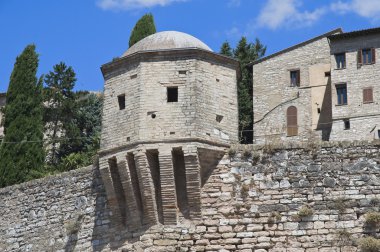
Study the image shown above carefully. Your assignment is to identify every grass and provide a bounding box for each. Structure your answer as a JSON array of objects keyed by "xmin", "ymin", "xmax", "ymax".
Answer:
[
  {"xmin": 359, "ymin": 237, "xmax": 380, "ymax": 252},
  {"xmin": 298, "ymin": 206, "xmax": 314, "ymax": 217},
  {"xmin": 365, "ymin": 212, "xmax": 380, "ymax": 228}
]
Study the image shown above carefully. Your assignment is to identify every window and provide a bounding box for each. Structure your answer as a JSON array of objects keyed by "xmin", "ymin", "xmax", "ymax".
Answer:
[
  {"xmin": 167, "ymin": 87, "xmax": 178, "ymax": 102},
  {"xmin": 344, "ymin": 119, "xmax": 350, "ymax": 130},
  {"xmin": 336, "ymin": 84, "xmax": 347, "ymax": 105},
  {"xmin": 358, "ymin": 48, "xmax": 376, "ymax": 65},
  {"xmin": 290, "ymin": 70, "xmax": 300, "ymax": 87},
  {"xmin": 335, "ymin": 53, "xmax": 346, "ymax": 69},
  {"xmin": 363, "ymin": 87, "xmax": 373, "ymax": 103},
  {"xmin": 287, "ymin": 106, "xmax": 298, "ymax": 136},
  {"xmin": 118, "ymin": 94, "xmax": 125, "ymax": 110}
]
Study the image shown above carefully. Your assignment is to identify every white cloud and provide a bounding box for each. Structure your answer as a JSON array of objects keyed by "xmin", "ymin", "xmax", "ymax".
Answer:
[
  {"xmin": 227, "ymin": 0, "xmax": 240, "ymax": 8},
  {"xmin": 97, "ymin": 0, "xmax": 187, "ymax": 10},
  {"xmin": 331, "ymin": 0, "xmax": 380, "ymax": 21},
  {"xmin": 257, "ymin": 0, "xmax": 326, "ymax": 30}
]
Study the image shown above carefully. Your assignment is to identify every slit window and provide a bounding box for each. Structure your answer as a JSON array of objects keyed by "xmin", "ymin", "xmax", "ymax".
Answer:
[
  {"xmin": 118, "ymin": 94, "xmax": 125, "ymax": 110},
  {"xmin": 167, "ymin": 87, "xmax": 178, "ymax": 102},
  {"xmin": 335, "ymin": 53, "xmax": 346, "ymax": 69},
  {"xmin": 336, "ymin": 84, "xmax": 347, "ymax": 105},
  {"xmin": 344, "ymin": 119, "xmax": 350, "ymax": 130},
  {"xmin": 290, "ymin": 70, "xmax": 300, "ymax": 87}
]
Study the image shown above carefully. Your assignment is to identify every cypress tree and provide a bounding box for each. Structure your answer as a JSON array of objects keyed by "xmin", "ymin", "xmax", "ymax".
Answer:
[
  {"xmin": 220, "ymin": 41, "xmax": 233, "ymax": 57},
  {"xmin": 129, "ymin": 13, "xmax": 156, "ymax": 47},
  {"xmin": 0, "ymin": 45, "xmax": 44, "ymax": 187},
  {"xmin": 232, "ymin": 37, "xmax": 266, "ymax": 143}
]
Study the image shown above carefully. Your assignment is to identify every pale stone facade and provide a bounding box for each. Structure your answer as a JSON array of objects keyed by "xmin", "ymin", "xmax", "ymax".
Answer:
[
  {"xmin": 0, "ymin": 93, "xmax": 5, "ymax": 138},
  {"xmin": 329, "ymin": 28, "xmax": 380, "ymax": 141},
  {"xmin": 99, "ymin": 31, "xmax": 239, "ymax": 230},
  {"xmin": 251, "ymin": 29, "xmax": 341, "ymax": 144}
]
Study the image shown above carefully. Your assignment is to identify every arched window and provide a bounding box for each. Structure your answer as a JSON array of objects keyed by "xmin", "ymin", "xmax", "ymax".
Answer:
[{"xmin": 287, "ymin": 106, "xmax": 298, "ymax": 136}]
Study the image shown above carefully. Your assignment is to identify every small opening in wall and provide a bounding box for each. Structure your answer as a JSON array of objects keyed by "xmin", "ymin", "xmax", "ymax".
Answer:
[
  {"xmin": 344, "ymin": 119, "xmax": 350, "ymax": 130},
  {"xmin": 206, "ymin": 133, "xmax": 211, "ymax": 136},
  {"xmin": 118, "ymin": 94, "xmax": 125, "ymax": 110},
  {"xmin": 325, "ymin": 71, "xmax": 331, "ymax": 77},
  {"xmin": 216, "ymin": 115, "xmax": 224, "ymax": 123},
  {"xmin": 178, "ymin": 70, "xmax": 187, "ymax": 75},
  {"xmin": 170, "ymin": 132, "xmax": 175, "ymax": 135},
  {"xmin": 130, "ymin": 74, "xmax": 137, "ymax": 79},
  {"xmin": 317, "ymin": 108, "xmax": 321, "ymax": 114},
  {"xmin": 167, "ymin": 87, "xmax": 178, "ymax": 102},
  {"xmin": 127, "ymin": 137, "xmax": 130, "ymax": 141},
  {"xmin": 151, "ymin": 113, "xmax": 156, "ymax": 119},
  {"xmin": 216, "ymin": 78, "xmax": 220, "ymax": 82}
]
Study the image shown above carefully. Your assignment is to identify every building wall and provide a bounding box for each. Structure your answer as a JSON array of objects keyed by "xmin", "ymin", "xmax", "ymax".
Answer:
[
  {"xmin": 252, "ymin": 37, "xmax": 332, "ymax": 144},
  {"xmin": 101, "ymin": 54, "xmax": 238, "ymax": 152},
  {"xmin": 100, "ymin": 61, "xmax": 141, "ymax": 150},
  {"xmin": 330, "ymin": 33, "xmax": 380, "ymax": 141},
  {"xmin": 1, "ymin": 143, "xmax": 380, "ymax": 251}
]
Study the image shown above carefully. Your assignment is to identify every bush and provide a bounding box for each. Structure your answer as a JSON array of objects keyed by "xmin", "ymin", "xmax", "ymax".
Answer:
[
  {"xmin": 298, "ymin": 206, "xmax": 314, "ymax": 217},
  {"xmin": 365, "ymin": 212, "xmax": 380, "ymax": 227},
  {"xmin": 359, "ymin": 237, "xmax": 380, "ymax": 252},
  {"xmin": 334, "ymin": 197, "xmax": 347, "ymax": 214},
  {"xmin": 228, "ymin": 148, "xmax": 237, "ymax": 158}
]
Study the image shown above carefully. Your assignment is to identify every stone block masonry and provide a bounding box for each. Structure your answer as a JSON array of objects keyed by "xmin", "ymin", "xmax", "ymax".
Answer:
[{"xmin": 1, "ymin": 143, "xmax": 380, "ymax": 251}]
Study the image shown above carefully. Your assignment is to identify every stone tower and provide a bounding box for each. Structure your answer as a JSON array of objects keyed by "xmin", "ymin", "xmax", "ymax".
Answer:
[{"xmin": 99, "ymin": 31, "xmax": 239, "ymax": 230}]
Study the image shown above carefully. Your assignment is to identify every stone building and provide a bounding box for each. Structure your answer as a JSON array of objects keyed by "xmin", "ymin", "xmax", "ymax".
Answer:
[
  {"xmin": 328, "ymin": 28, "xmax": 380, "ymax": 141},
  {"xmin": 98, "ymin": 31, "xmax": 239, "ymax": 230},
  {"xmin": 0, "ymin": 92, "xmax": 5, "ymax": 139},
  {"xmin": 251, "ymin": 29, "xmax": 342, "ymax": 144}
]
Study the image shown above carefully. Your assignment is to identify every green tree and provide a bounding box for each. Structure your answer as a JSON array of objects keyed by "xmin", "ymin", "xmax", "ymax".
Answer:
[
  {"xmin": 220, "ymin": 41, "xmax": 233, "ymax": 57},
  {"xmin": 58, "ymin": 92, "xmax": 103, "ymax": 171},
  {"xmin": 129, "ymin": 13, "xmax": 156, "ymax": 47},
  {"xmin": 0, "ymin": 45, "xmax": 45, "ymax": 187},
  {"xmin": 43, "ymin": 62, "xmax": 76, "ymax": 165},
  {"xmin": 221, "ymin": 37, "xmax": 266, "ymax": 143}
]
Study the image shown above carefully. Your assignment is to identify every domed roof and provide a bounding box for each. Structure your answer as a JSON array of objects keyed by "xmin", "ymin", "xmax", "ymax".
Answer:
[{"xmin": 122, "ymin": 31, "xmax": 213, "ymax": 57}]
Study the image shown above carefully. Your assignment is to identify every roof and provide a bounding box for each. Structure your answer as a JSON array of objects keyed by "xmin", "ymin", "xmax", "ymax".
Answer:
[
  {"xmin": 122, "ymin": 31, "xmax": 213, "ymax": 57},
  {"xmin": 249, "ymin": 28, "xmax": 343, "ymax": 66},
  {"xmin": 328, "ymin": 26, "xmax": 380, "ymax": 40}
]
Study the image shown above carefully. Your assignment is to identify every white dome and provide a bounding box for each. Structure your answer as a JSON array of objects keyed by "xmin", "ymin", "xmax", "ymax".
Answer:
[{"xmin": 122, "ymin": 31, "xmax": 212, "ymax": 57}]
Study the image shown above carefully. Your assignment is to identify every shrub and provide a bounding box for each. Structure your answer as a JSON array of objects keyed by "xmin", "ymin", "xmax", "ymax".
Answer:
[
  {"xmin": 336, "ymin": 229, "xmax": 351, "ymax": 245},
  {"xmin": 370, "ymin": 197, "xmax": 380, "ymax": 207},
  {"xmin": 359, "ymin": 237, "xmax": 380, "ymax": 252},
  {"xmin": 228, "ymin": 148, "xmax": 237, "ymax": 158},
  {"xmin": 241, "ymin": 184, "xmax": 250, "ymax": 199},
  {"xmin": 365, "ymin": 212, "xmax": 380, "ymax": 227},
  {"xmin": 298, "ymin": 206, "xmax": 314, "ymax": 217},
  {"xmin": 242, "ymin": 148, "xmax": 252, "ymax": 159},
  {"xmin": 334, "ymin": 197, "xmax": 347, "ymax": 214}
]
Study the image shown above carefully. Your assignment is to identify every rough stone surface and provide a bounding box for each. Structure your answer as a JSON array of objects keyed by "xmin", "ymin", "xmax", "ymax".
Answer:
[{"xmin": 1, "ymin": 144, "xmax": 380, "ymax": 251}]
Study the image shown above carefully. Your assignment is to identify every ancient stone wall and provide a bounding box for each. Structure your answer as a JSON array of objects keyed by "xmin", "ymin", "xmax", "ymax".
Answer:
[
  {"xmin": 1, "ymin": 143, "xmax": 380, "ymax": 251},
  {"xmin": 329, "ymin": 33, "xmax": 380, "ymax": 141}
]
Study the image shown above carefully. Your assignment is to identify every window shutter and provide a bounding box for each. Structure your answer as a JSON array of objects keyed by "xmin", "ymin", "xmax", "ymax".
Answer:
[
  {"xmin": 363, "ymin": 89, "xmax": 368, "ymax": 103},
  {"xmin": 369, "ymin": 88, "xmax": 373, "ymax": 102},
  {"xmin": 296, "ymin": 70, "xmax": 300, "ymax": 86},
  {"xmin": 287, "ymin": 106, "xmax": 298, "ymax": 136},
  {"xmin": 372, "ymin": 48, "xmax": 376, "ymax": 63},
  {"xmin": 343, "ymin": 54, "xmax": 346, "ymax": 68},
  {"xmin": 358, "ymin": 50, "xmax": 362, "ymax": 66}
]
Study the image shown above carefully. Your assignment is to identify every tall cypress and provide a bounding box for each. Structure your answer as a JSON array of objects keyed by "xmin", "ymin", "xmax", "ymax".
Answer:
[
  {"xmin": 129, "ymin": 13, "xmax": 156, "ymax": 47},
  {"xmin": 220, "ymin": 37, "xmax": 266, "ymax": 143},
  {"xmin": 0, "ymin": 45, "xmax": 45, "ymax": 187}
]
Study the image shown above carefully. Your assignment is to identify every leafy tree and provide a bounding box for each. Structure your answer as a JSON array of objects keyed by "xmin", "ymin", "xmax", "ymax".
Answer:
[
  {"xmin": 129, "ymin": 13, "xmax": 156, "ymax": 47},
  {"xmin": 0, "ymin": 45, "xmax": 45, "ymax": 187},
  {"xmin": 220, "ymin": 37, "xmax": 266, "ymax": 143},
  {"xmin": 220, "ymin": 41, "xmax": 233, "ymax": 57},
  {"xmin": 43, "ymin": 62, "xmax": 76, "ymax": 165},
  {"xmin": 56, "ymin": 92, "xmax": 102, "ymax": 171}
]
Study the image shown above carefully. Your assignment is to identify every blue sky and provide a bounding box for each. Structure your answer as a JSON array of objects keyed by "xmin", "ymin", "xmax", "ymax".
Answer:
[{"xmin": 1, "ymin": 0, "xmax": 380, "ymax": 92}]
